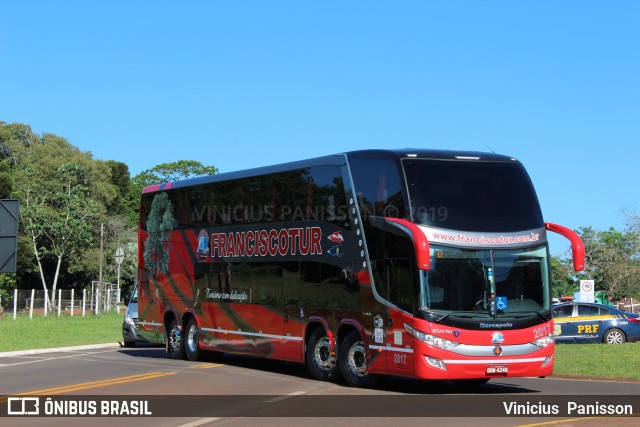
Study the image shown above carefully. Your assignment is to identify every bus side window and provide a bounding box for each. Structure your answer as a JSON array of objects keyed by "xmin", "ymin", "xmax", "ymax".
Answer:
[
  {"xmin": 373, "ymin": 258, "xmax": 415, "ymax": 314},
  {"xmin": 297, "ymin": 261, "xmax": 361, "ymax": 309},
  {"xmin": 246, "ymin": 262, "xmax": 284, "ymax": 305},
  {"xmin": 306, "ymin": 165, "xmax": 349, "ymax": 228},
  {"xmin": 349, "ymin": 158, "xmax": 406, "ymax": 220},
  {"xmin": 365, "ymin": 215, "xmax": 417, "ymax": 314}
]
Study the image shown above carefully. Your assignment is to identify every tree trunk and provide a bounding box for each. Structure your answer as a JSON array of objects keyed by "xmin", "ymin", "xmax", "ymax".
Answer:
[
  {"xmin": 51, "ymin": 253, "xmax": 64, "ymax": 308},
  {"xmin": 30, "ymin": 227, "xmax": 50, "ymax": 312}
]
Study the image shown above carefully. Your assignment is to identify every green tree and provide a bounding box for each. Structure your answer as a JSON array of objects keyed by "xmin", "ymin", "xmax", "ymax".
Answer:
[
  {"xmin": 104, "ymin": 160, "xmax": 131, "ymax": 215},
  {"xmin": 144, "ymin": 160, "xmax": 217, "ymax": 183},
  {"xmin": 550, "ymin": 255, "xmax": 577, "ymax": 299},
  {"xmin": 0, "ymin": 162, "xmax": 13, "ymax": 198},
  {"xmin": 19, "ymin": 163, "xmax": 102, "ymax": 307},
  {"xmin": 0, "ymin": 273, "xmax": 16, "ymax": 307},
  {"xmin": 0, "ymin": 154, "xmax": 16, "ymax": 304},
  {"xmin": 2, "ymin": 122, "xmax": 123, "ymax": 301},
  {"xmin": 577, "ymin": 226, "xmax": 640, "ymax": 301},
  {"xmin": 124, "ymin": 161, "xmax": 217, "ymax": 228},
  {"xmin": 65, "ymin": 215, "xmax": 138, "ymax": 297}
]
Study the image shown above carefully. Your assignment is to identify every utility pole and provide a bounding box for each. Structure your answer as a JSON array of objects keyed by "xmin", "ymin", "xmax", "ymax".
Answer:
[{"xmin": 115, "ymin": 247, "xmax": 124, "ymax": 314}]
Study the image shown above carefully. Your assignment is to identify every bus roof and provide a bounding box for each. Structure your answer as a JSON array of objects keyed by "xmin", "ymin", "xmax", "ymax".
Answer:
[{"xmin": 142, "ymin": 149, "xmax": 518, "ymax": 194}]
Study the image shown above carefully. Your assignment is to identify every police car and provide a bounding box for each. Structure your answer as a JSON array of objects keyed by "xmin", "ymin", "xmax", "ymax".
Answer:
[{"xmin": 552, "ymin": 302, "xmax": 640, "ymax": 344}]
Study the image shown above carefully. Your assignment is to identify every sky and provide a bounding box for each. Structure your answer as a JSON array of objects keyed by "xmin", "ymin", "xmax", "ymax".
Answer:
[{"xmin": 1, "ymin": 1, "xmax": 638, "ymax": 255}]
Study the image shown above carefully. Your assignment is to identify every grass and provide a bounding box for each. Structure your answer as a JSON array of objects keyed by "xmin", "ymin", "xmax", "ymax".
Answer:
[
  {"xmin": 553, "ymin": 342, "xmax": 640, "ymax": 381},
  {"xmin": 0, "ymin": 312, "xmax": 122, "ymax": 352}
]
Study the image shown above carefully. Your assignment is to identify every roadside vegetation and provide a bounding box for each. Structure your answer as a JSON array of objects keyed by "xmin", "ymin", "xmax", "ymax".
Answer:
[
  {"xmin": 0, "ymin": 121, "xmax": 217, "ymax": 311},
  {"xmin": 0, "ymin": 312, "xmax": 122, "ymax": 352},
  {"xmin": 552, "ymin": 343, "xmax": 640, "ymax": 381}
]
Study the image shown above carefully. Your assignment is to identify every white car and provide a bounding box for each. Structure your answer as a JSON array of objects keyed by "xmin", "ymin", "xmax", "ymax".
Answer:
[{"xmin": 122, "ymin": 288, "xmax": 145, "ymax": 347}]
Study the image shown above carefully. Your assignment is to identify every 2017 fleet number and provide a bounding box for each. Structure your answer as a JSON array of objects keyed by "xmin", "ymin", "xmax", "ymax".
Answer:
[
  {"xmin": 394, "ymin": 353, "xmax": 407, "ymax": 365},
  {"xmin": 534, "ymin": 324, "xmax": 552, "ymax": 339}
]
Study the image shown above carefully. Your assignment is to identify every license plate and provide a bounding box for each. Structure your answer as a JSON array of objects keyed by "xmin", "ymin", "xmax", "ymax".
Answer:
[{"xmin": 486, "ymin": 364, "xmax": 508, "ymax": 376}]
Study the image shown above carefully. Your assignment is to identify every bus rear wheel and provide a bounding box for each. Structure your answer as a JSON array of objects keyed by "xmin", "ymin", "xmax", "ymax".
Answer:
[
  {"xmin": 306, "ymin": 328, "xmax": 340, "ymax": 381},
  {"xmin": 184, "ymin": 317, "xmax": 202, "ymax": 361},
  {"xmin": 166, "ymin": 318, "xmax": 184, "ymax": 359},
  {"xmin": 338, "ymin": 330, "xmax": 378, "ymax": 388}
]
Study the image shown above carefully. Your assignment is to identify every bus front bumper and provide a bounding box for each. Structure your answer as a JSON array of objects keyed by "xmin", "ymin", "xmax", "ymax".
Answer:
[{"xmin": 413, "ymin": 342, "xmax": 555, "ymax": 380}]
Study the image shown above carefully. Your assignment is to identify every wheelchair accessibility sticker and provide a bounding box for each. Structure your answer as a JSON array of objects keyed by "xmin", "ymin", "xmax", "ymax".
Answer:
[{"xmin": 496, "ymin": 296, "xmax": 508, "ymax": 311}]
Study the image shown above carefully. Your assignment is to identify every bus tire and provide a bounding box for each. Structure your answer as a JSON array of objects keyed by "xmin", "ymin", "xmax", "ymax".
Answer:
[
  {"xmin": 604, "ymin": 328, "xmax": 626, "ymax": 344},
  {"xmin": 166, "ymin": 318, "xmax": 185, "ymax": 359},
  {"xmin": 306, "ymin": 328, "xmax": 340, "ymax": 381},
  {"xmin": 338, "ymin": 329, "xmax": 378, "ymax": 388},
  {"xmin": 184, "ymin": 317, "xmax": 202, "ymax": 361}
]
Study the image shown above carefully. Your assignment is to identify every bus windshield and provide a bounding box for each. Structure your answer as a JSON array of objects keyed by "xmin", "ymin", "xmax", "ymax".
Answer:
[
  {"xmin": 420, "ymin": 244, "xmax": 550, "ymax": 318},
  {"xmin": 403, "ymin": 159, "xmax": 543, "ymax": 232}
]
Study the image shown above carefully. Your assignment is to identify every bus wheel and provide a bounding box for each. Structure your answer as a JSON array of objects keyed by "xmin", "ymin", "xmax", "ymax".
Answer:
[
  {"xmin": 184, "ymin": 317, "xmax": 202, "ymax": 361},
  {"xmin": 306, "ymin": 328, "xmax": 340, "ymax": 381},
  {"xmin": 338, "ymin": 330, "xmax": 378, "ymax": 388},
  {"xmin": 166, "ymin": 318, "xmax": 184, "ymax": 359},
  {"xmin": 604, "ymin": 328, "xmax": 626, "ymax": 344}
]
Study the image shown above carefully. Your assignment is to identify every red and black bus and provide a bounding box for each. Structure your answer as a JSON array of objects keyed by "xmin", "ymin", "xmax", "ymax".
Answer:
[{"xmin": 137, "ymin": 149, "xmax": 584, "ymax": 387}]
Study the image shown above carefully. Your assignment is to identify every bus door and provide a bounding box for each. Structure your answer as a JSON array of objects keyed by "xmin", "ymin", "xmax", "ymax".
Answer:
[
  {"xmin": 385, "ymin": 307, "xmax": 415, "ymax": 376},
  {"xmin": 374, "ymin": 258, "xmax": 416, "ymax": 376}
]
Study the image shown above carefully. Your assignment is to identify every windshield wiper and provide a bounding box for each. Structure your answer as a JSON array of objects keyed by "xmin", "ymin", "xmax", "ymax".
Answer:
[
  {"xmin": 435, "ymin": 311, "xmax": 493, "ymax": 321},
  {"xmin": 420, "ymin": 310, "xmax": 458, "ymax": 323}
]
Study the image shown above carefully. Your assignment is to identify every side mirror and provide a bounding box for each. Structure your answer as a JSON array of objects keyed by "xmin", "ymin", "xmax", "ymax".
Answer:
[{"xmin": 545, "ymin": 222, "xmax": 585, "ymax": 271}]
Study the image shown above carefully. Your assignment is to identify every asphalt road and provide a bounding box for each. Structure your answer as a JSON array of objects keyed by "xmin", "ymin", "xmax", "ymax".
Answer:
[{"xmin": 1, "ymin": 344, "xmax": 639, "ymax": 427}]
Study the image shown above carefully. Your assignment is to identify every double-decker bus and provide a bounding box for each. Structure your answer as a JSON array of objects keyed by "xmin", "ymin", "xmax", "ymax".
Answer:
[{"xmin": 137, "ymin": 149, "xmax": 584, "ymax": 387}]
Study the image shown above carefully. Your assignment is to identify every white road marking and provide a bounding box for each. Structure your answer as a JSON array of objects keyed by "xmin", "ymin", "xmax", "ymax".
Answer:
[
  {"xmin": 177, "ymin": 418, "xmax": 220, "ymax": 427},
  {"xmin": 264, "ymin": 391, "xmax": 306, "ymax": 403},
  {"xmin": 0, "ymin": 349, "xmax": 119, "ymax": 367}
]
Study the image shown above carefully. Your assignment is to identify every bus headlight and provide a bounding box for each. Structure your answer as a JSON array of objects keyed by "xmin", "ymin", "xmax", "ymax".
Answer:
[
  {"xmin": 425, "ymin": 356, "xmax": 447, "ymax": 371},
  {"xmin": 531, "ymin": 334, "xmax": 555, "ymax": 348},
  {"xmin": 404, "ymin": 324, "xmax": 460, "ymax": 350}
]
